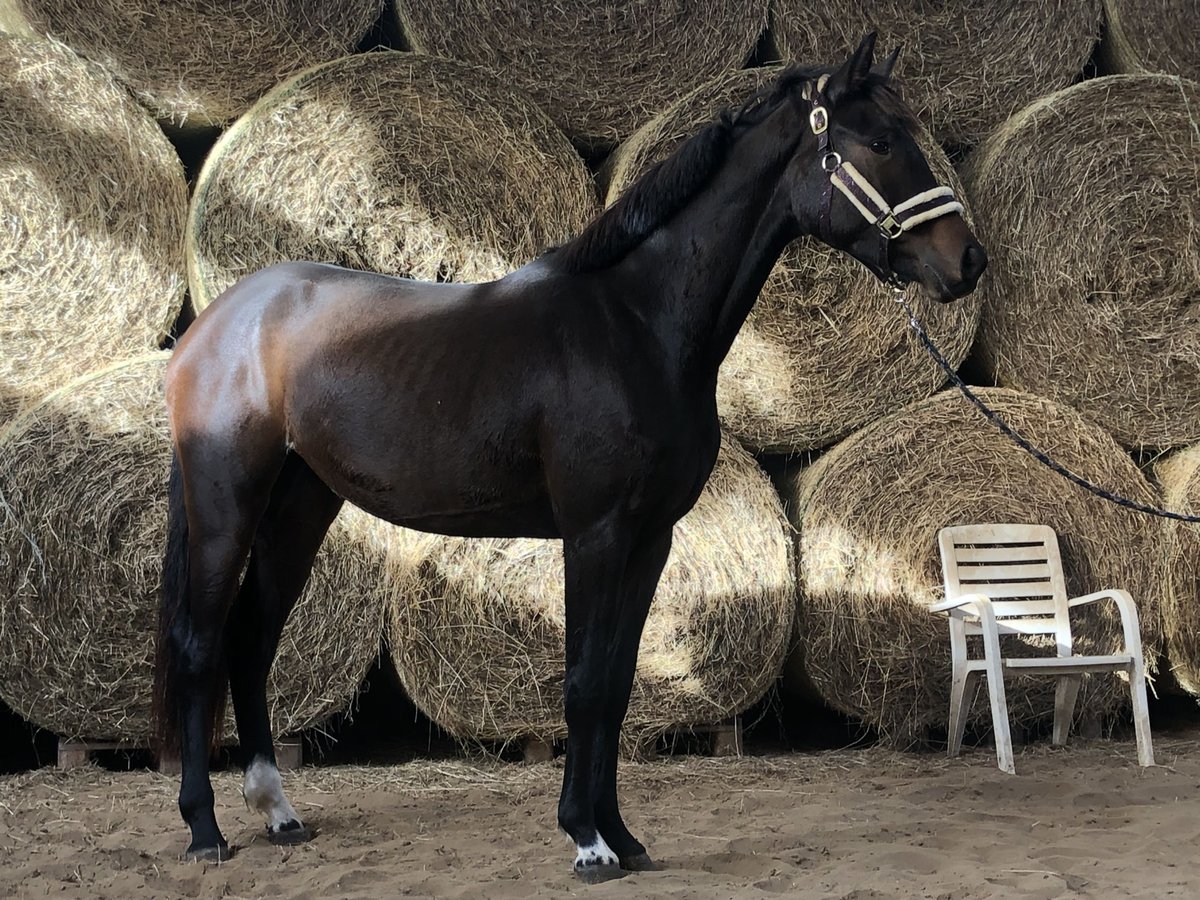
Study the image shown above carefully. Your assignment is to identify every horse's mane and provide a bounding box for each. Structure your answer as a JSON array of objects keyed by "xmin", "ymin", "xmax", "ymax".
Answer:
[{"xmin": 552, "ymin": 66, "xmax": 913, "ymax": 275}]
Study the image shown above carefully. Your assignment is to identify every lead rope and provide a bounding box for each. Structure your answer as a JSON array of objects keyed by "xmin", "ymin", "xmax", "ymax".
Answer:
[{"xmin": 893, "ymin": 288, "xmax": 1200, "ymax": 524}]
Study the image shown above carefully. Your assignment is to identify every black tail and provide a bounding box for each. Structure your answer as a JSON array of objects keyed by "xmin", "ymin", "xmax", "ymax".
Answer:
[{"xmin": 152, "ymin": 452, "xmax": 189, "ymax": 757}]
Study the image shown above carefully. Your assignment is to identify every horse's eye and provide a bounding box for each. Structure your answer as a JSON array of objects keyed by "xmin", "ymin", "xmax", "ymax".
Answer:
[{"xmin": 870, "ymin": 139, "xmax": 890, "ymax": 156}]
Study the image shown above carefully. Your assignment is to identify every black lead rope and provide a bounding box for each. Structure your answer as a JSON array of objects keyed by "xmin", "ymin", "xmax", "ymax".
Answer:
[{"xmin": 894, "ymin": 290, "xmax": 1200, "ymax": 524}]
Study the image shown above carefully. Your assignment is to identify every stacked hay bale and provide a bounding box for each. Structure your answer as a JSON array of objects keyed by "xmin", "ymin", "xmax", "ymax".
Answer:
[
  {"xmin": 784, "ymin": 388, "xmax": 1161, "ymax": 743},
  {"xmin": 392, "ymin": 0, "xmax": 769, "ymax": 152},
  {"xmin": 0, "ymin": 34, "xmax": 186, "ymax": 424},
  {"xmin": 963, "ymin": 75, "xmax": 1200, "ymax": 451},
  {"xmin": 386, "ymin": 436, "xmax": 795, "ymax": 751},
  {"xmin": 1155, "ymin": 446, "xmax": 1200, "ymax": 697},
  {"xmin": 188, "ymin": 51, "xmax": 597, "ymax": 310},
  {"xmin": 771, "ymin": 1, "xmax": 1102, "ymax": 147},
  {"xmin": 605, "ymin": 67, "xmax": 979, "ymax": 452},
  {"xmin": 0, "ymin": 0, "xmax": 384, "ymax": 131},
  {"xmin": 1099, "ymin": 0, "xmax": 1200, "ymax": 81},
  {"xmin": 0, "ymin": 354, "xmax": 388, "ymax": 743}
]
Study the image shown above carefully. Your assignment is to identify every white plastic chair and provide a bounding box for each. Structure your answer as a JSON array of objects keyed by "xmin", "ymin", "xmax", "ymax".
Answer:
[{"xmin": 933, "ymin": 523, "xmax": 1154, "ymax": 774}]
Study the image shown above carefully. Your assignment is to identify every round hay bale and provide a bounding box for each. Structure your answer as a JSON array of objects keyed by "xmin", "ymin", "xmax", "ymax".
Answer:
[
  {"xmin": 0, "ymin": 354, "xmax": 387, "ymax": 743},
  {"xmin": 385, "ymin": 436, "xmax": 795, "ymax": 750},
  {"xmin": 0, "ymin": 34, "xmax": 186, "ymax": 424},
  {"xmin": 1099, "ymin": 0, "xmax": 1200, "ymax": 81},
  {"xmin": 784, "ymin": 387, "xmax": 1162, "ymax": 743},
  {"xmin": 187, "ymin": 51, "xmax": 597, "ymax": 311},
  {"xmin": 0, "ymin": 0, "xmax": 383, "ymax": 129},
  {"xmin": 1154, "ymin": 445, "xmax": 1200, "ymax": 696},
  {"xmin": 604, "ymin": 67, "xmax": 980, "ymax": 453},
  {"xmin": 962, "ymin": 75, "xmax": 1200, "ymax": 452},
  {"xmin": 392, "ymin": 0, "xmax": 768, "ymax": 153},
  {"xmin": 771, "ymin": 2, "xmax": 1102, "ymax": 147}
]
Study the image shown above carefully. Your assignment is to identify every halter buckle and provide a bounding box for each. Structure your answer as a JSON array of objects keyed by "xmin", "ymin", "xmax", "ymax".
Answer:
[
  {"xmin": 809, "ymin": 106, "xmax": 829, "ymax": 135},
  {"xmin": 877, "ymin": 213, "xmax": 904, "ymax": 239}
]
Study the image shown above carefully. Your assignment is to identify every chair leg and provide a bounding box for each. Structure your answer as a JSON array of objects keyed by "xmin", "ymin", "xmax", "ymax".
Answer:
[
  {"xmin": 979, "ymin": 618, "xmax": 1014, "ymax": 775},
  {"xmin": 1052, "ymin": 675, "xmax": 1081, "ymax": 746},
  {"xmin": 1128, "ymin": 661, "xmax": 1155, "ymax": 767},
  {"xmin": 947, "ymin": 670, "xmax": 975, "ymax": 759}
]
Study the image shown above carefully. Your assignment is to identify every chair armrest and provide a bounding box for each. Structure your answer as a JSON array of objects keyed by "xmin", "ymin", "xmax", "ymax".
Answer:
[
  {"xmin": 929, "ymin": 593, "xmax": 992, "ymax": 615},
  {"xmin": 1068, "ymin": 590, "xmax": 1145, "ymax": 658}
]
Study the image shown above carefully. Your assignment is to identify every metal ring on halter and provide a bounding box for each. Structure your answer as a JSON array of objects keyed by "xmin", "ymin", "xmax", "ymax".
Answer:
[{"xmin": 821, "ymin": 152, "xmax": 841, "ymax": 173}]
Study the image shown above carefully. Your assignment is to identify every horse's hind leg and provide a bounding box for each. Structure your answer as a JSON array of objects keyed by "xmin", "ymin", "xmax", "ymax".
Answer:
[
  {"xmin": 227, "ymin": 455, "xmax": 342, "ymax": 843},
  {"xmin": 169, "ymin": 440, "xmax": 284, "ymax": 861}
]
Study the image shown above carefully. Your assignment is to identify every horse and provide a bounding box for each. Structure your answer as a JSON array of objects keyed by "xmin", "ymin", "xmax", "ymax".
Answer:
[{"xmin": 153, "ymin": 32, "xmax": 986, "ymax": 882}]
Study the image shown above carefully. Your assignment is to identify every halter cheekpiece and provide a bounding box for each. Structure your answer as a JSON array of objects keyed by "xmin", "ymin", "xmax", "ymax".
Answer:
[{"xmin": 803, "ymin": 74, "xmax": 963, "ymax": 287}]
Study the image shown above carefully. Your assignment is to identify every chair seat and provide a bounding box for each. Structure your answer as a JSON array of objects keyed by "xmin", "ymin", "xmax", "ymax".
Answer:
[{"xmin": 962, "ymin": 654, "xmax": 1131, "ymax": 675}]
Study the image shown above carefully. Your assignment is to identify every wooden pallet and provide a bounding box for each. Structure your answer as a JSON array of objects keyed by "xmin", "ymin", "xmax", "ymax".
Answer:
[{"xmin": 57, "ymin": 737, "xmax": 303, "ymax": 773}]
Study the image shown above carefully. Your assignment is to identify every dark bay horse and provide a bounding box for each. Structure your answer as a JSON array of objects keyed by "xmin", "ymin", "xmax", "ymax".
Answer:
[{"xmin": 154, "ymin": 34, "xmax": 985, "ymax": 881}]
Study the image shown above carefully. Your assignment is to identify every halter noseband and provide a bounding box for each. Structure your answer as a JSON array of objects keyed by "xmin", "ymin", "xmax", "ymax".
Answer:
[{"xmin": 802, "ymin": 74, "xmax": 963, "ymax": 288}]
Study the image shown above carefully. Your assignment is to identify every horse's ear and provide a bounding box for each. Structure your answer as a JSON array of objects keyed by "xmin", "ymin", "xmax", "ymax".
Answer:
[
  {"xmin": 873, "ymin": 45, "xmax": 901, "ymax": 83},
  {"xmin": 825, "ymin": 32, "xmax": 877, "ymax": 103}
]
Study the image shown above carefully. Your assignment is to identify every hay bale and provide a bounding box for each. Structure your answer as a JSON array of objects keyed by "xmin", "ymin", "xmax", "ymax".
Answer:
[
  {"xmin": 385, "ymin": 436, "xmax": 795, "ymax": 750},
  {"xmin": 392, "ymin": 0, "xmax": 768, "ymax": 152},
  {"xmin": 604, "ymin": 67, "xmax": 980, "ymax": 453},
  {"xmin": 784, "ymin": 387, "xmax": 1162, "ymax": 743},
  {"xmin": 0, "ymin": 354, "xmax": 387, "ymax": 743},
  {"xmin": 0, "ymin": 34, "xmax": 186, "ymax": 424},
  {"xmin": 1154, "ymin": 445, "xmax": 1200, "ymax": 697},
  {"xmin": 962, "ymin": 75, "xmax": 1200, "ymax": 452},
  {"xmin": 1099, "ymin": 0, "xmax": 1200, "ymax": 81},
  {"xmin": 0, "ymin": 1, "xmax": 383, "ymax": 130},
  {"xmin": 187, "ymin": 50, "xmax": 597, "ymax": 311},
  {"xmin": 771, "ymin": 2, "xmax": 1102, "ymax": 147}
]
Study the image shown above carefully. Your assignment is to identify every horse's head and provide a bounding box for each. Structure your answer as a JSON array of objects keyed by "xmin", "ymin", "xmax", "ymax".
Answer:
[{"xmin": 784, "ymin": 34, "xmax": 986, "ymax": 301}]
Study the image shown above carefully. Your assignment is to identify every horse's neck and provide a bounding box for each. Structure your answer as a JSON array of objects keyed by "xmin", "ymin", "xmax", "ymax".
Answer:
[{"xmin": 628, "ymin": 111, "xmax": 803, "ymax": 381}]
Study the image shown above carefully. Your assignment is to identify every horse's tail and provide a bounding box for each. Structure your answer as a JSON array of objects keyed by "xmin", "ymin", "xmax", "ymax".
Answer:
[{"xmin": 152, "ymin": 451, "xmax": 192, "ymax": 758}]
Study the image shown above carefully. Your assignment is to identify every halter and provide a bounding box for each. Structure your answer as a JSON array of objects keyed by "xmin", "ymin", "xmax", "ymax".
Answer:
[{"xmin": 802, "ymin": 74, "xmax": 963, "ymax": 288}]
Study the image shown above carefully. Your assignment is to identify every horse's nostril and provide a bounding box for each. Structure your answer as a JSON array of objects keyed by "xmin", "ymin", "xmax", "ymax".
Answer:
[{"xmin": 962, "ymin": 242, "xmax": 988, "ymax": 282}]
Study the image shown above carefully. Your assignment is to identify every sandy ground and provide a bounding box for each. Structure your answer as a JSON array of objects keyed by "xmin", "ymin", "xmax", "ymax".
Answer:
[{"xmin": 1, "ymin": 732, "xmax": 1199, "ymax": 900}]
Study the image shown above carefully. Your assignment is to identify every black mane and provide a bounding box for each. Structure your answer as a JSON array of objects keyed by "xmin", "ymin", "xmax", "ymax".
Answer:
[{"xmin": 553, "ymin": 67, "xmax": 913, "ymax": 275}]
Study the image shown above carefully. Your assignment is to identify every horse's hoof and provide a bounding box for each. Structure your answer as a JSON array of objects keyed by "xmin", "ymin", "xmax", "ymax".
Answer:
[
  {"xmin": 268, "ymin": 820, "xmax": 313, "ymax": 846},
  {"xmin": 181, "ymin": 842, "xmax": 232, "ymax": 863},
  {"xmin": 620, "ymin": 852, "xmax": 662, "ymax": 872},
  {"xmin": 574, "ymin": 862, "xmax": 626, "ymax": 884}
]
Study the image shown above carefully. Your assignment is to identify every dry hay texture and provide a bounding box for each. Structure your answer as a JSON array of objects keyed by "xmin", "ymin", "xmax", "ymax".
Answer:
[
  {"xmin": 785, "ymin": 388, "xmax": 1162, "ymax": 743},
  {"xmin": 0, "ymin": 1, "xmax": 383, "ymax": 129},
  {"xmin": 0, "ymin": 355, "xmax": 388, "ymax": 742},
  {"xmin": 771, "ymin": 1, "xmax": 1102, "ymax": 147},
  {"xmin": 0, "ymin": 34, "xmax": 186, "ymax": 425},
  {"xmin": 605, "ymin": 67, "xmax": 979, "ymax": 453},
  {"xmin": 1100, "ymin": 0, "xmax": 1200, "ymax": 81},
  {"xmin": 187, "ymin": 51, "xmax": 597, "ymax": 311},
  {"xmin": 385, "ymin": 436, "xmax": 795, "ymax": 751},
  {"xmin": 963, "ymin": 75, "xmax": 1200, "ymax": 452},
  {"xmin": 1154, "ymin": 445, "xmax": 1200, "ymax": 697},
  {"xmin": 392, "ymin": 0, "xmax": 768, "ymax": 152}
]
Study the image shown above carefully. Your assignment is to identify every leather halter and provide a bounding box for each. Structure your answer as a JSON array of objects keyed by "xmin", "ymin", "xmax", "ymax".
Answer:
[{"xmin": 802, "ymin": 74, "xmax": 964, "ymax": 288}]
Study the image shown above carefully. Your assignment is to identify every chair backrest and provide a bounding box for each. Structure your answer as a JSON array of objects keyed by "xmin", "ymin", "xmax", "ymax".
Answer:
[{"xmin": 937, "ymin": 523, "xmax": 1072, "ymax": 655}]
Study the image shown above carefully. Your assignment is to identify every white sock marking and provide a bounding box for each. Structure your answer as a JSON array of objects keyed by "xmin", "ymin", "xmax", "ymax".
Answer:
[
  {"xmin": 574, "ymin": 834, "xmax": 618, "ymax": 869},
  {"xmin": 242, "ymin": 755, "xmax": 301, "ymax": 831}
]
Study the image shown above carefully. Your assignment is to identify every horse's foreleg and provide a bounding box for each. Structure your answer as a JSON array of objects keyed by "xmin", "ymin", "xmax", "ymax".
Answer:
[
  {"xmin": 228, "ymin": 456, "xmax": 342, "ymax": 844},
  {"xmin": 557, "ymin": 522, "xmax": 631, "ymax": 884},
  {"xmin": 594, "ymin": 528, "xmax": 673, "ymax": 871}
]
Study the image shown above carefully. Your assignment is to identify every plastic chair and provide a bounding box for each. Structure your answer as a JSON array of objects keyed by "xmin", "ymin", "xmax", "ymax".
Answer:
[{"xmin": 933, "ymin": 523, "xmax": 1154, "ymax": 774}]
